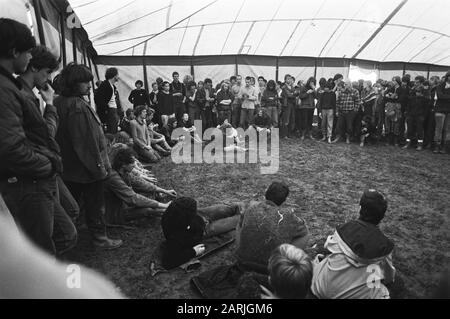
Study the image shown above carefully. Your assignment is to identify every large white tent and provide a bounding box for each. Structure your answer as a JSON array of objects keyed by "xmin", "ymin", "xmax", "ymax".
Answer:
[{"xmin": 2, "ymin": 0, "xmax": 450, "ymax": 109}]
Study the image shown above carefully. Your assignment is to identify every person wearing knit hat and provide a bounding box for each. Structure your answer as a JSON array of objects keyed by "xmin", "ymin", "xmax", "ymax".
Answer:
[
  {"xmin": 311, "ymin": 189, "xmax": 395, "ymax": 299},
  {"xmin": 161, "ymin": 197, "xmax": 241, "ymax": 269}
]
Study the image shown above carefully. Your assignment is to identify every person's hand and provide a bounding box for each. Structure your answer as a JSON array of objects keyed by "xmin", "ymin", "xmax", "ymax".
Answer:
[
  {"xmin": 260, "ymin": 285, "xmax": 278, "ymax": 299},
  {"xmin": 193, "ymin": 244, "xmax": 205, "ymax": 256},
  {"xmin": 39, "ymin": 85, "xmax": 55, "ymax": 105},
  {"xmin": 307, "ymin": 89, "xmax": 314, "ymax": 94},
  {"xmin": 166, "ymin": 190, "xmax": 177, "ymax": 197}
]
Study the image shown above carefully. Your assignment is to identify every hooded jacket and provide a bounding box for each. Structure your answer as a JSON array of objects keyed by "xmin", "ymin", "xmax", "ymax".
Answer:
[{"xmin": 311, "ymin": 220, "xmax": 395, "ymax": 299}]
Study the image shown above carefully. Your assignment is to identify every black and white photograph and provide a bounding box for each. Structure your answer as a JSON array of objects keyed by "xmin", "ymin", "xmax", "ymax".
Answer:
[{"xmin": 0, "ymin": 0, "xmax": 449, "ymax": 303}]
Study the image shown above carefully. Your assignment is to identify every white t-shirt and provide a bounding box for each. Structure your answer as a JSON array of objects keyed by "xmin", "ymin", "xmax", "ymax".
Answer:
[{"xmin": 108, "ymin": 82, "xmax": 117, "ymax": 109}]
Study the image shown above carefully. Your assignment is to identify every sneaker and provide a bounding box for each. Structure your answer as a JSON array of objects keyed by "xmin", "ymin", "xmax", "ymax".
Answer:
[
  {"xmin": 439, "ymin": 146, "xmax": 445, "ymax": 154},
  {"xmin": 320, "ymin": 136, "xmax": 327, "ymax": 142},
  {"xmin": 300, "ymin": 134, "xmax": 305, "ymax": 141},
  {"xmin": 331, "ymin": 137, "xmax": 340, "ymax": 144},
  {"xmin": 346, "ymin": 137, "xmax": 350, "ymax": 144},
  {"xmin": 433, "ymin": 145, "xmax": 440, "ymax": 154},
  {"xmin": 360, "ymin": 142, "xmax": 364, "ymax": 147},
  {"xmin": 327, "ymin": 137, "xmax": 332, "ymax": 144},
  {"xmin": 93, "ymin": 236, "xmax": 123, "ymax": 250},
  {"xmin": 402, "ymin": 142, "xmax": 411, "ymax": 150},
  {"xmin": 416, "ymin": 144, "xmax": 423, "ymax": 151}
]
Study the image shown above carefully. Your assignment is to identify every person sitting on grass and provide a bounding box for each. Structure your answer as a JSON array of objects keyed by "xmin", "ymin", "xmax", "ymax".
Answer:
[
  {"xmin": 360, "ymin": 115, "xmax": 377, "ymax": 147},
  {"xmin": 218, "ymin": 119, "xmax": 248, "ymax": 153},
  {"xmin": 253, "ymin": 109, "xmax": 272, "ymax": 134},
  {"xmin": 130, "ymin": 105, "xmax": 161, "ymax": 163},
  {"xmin": 161, "ymin": 116, "xmax": 184, "ymax": 147},
  {"xmin": 259, "ymin": 244, "xmax": 313, "ymax": 299},
  {"xmin": 161, "ymin": 197, "xmax": 241, "ymax": 269},
  {"xmin": 119, "ymin": 108, "xmax": 135, "ymax": 136},
  {"xmin": 180, "ymin": 113, "xmax": 203, "ymax": 143},
  {"xmin": 146, "ymin": 108, "xmax": 172, "ymax": 157},
  {"xmin": 311, "ymin": 189, "xmax": 396, "ymax": 299},
  {"xmin": 235, "ymin": 182, "xmax": 310, "ymax": 274},
  {"xmin": 104, "ymin": 148, "xmax": 174, "ymax": 224}
]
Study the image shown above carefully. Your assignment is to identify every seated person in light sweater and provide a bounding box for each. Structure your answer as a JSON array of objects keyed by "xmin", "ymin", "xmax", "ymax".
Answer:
[
  {"xmin": 130, "ymin": 106, "xmax": 161, "ymax": 163},
  {"xmin": 311, "ymin": 190, "xmax": 395, "ymax": 299},
  {"xmin": 104, "ymin": 148, "xmax": 174, "ymax": 223}
]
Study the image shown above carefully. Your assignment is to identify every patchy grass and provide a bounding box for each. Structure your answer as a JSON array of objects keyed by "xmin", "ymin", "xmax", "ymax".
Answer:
[{"xmin": 66, "ymin": 138, "xmax": 450, "ymax": 299}]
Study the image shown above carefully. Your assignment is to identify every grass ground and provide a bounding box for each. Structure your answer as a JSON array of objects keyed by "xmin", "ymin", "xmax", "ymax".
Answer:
[{"xmin": 66, "ymin": 137, "xmax": 450, "ymax": 299}]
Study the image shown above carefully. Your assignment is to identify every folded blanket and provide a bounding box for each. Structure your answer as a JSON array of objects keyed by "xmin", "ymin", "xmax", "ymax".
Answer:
[{"xmin": 149, "ymin": 233, "xmax": 234, "ymax": 277}]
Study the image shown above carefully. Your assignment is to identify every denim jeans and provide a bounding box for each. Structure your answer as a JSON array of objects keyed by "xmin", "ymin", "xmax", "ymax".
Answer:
[
  {"xmin": 232, "ymin": 102, "xmax": 241, "ymax": 128},
  {"xmin": 321, "ymin": 109, "xmax": 334, "ymax": 138},
  {"xmin": 406, "ymin": 116, "xmax": 425, "ymax": 141},
  {"xmin": 337, "ymin": 111, "xmax": 357, "ymax": 137},
  {"xmin": 65, "ymin": 180, "xmax": 107, "ymax": 238},
  {"xmin": 197, "ymin": 204, "xmax": 241, "ymax": 238},
  {"xmin": 2, "ymin": 176, "xmax": 58, "ymax": 255},
  {"xmin": 240, "ymin": 108, "xmax": 255, "ymax": 129},
  {"xmin": 434, "ymin": 112, "xmax": 450, "ymax": 144},
  {"xmin": 265, "ymin": 106, "xmax": 279, "ymax": 128},
  {"xmin": 57, "ymin": 175, "xmax": 79, "ymax": 220}
]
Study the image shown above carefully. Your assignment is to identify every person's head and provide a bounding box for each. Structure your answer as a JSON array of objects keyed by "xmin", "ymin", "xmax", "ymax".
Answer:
[
  {"xmin": 221, "ymin": 81, "xmax": 230, "ymax": 92},
  {"xmin": 24, "ymin": 45, "xmax": 59, "ymax": 89},
  {"xmin": 284, "ymin": 74, "xmax": 293, "ymax": 85},
  {"xmin": 352, "ymin": 81, "xmax": 359, "ymax": 89},
  {"xmin": 0, "ymin": 18, "xmax": 36, "ymax": 74},
  {"xmin": 187, "ymin": 81, "xmax": 197, "ymax": 92},
  {"xmin": 258, "ymin": 76, "xmax": 265, "ymax": 87},
  {"xmin": 359, "ymin": 189, "xmax": 388, "ymax": 226},
  {"xmin": 392, "ymin": 76, "xmax": 401, "ymax": 86},
  {"xmin": 151, "ymin": 82, "xmax": 158, "ymax": 91},
  {"xmin": 183, "ymin": 74, "xmax": 193, "ymax": 85},
  {"xmin": 265, "ymin": 182, "xmax": 289, "ymax": 206},
  {"xmin": 333, "ymin": 73, "xmax": 344, "ymax": 84},
  {"xmin": 429, "ymin": 76, "xmax": 439, "ymax": 87},
  {"xmin": 204, "ymin": 78, "xmax": 212, "ymax": 89},
  {"xmin": 125, "ymin": 108, "xmax": 135, "ymax": 120},
  {"xmin": 414, "ymin": 85, "xmax": 425, "ymax": 97},
  {"xmin": 344, "ymin": 80, "xmax": 353, "ymax": 90},
  {"xmin": 230, "ymin": 76, "xmax": 237, "ymax": 85},
  {"xmin": 168, "ymin": 117, "xmax": 178, "ymax": 128},
  {"xmin": 105, "ymin": 67, "xmax": 119, "ymax": 83},
  {"xmin": 95, "ymin": 80, "xmax": 102, "ymax": 88},
  {"xmin": 172, "ymin": 71, "xmax": 179, "ymax": 82},
  {"xmin": 134, "ymin": 105, "xmax": 147, "ymax": 119},
  {"xmin": 182, "ymin": 113, "xmax": 189, "ymax": 122},
  {"xmin": 236, "ymin": 75, "xmax": 242, "ymax": 85},
  {"xmin": 156, "ymin": 77, "xmax": 163, "ymax": 85},
  {"xmin": 443, "ymin": 71, "xmax": 450, "ymax": 85},
  {"xmin": 60, "ymin": 63, "xmax": 93, "ymax": 97},
  {"xmin": 363, "ymin": 80, "xmax": 372, "ymax": 89},
  {"xmin": 401, "ymin": 76, "xmax": 409, "ymax": 86},
  {"xmin": 112, "ymin": 147, "xmax": 136, "ymax": 174},
  {"xmin": 245, "ymin": 76, "xmax": 252, "ymax": 86},
  {"xmin": 268, "ymin": 244, "xmax": 313, "ymax": 299},
  {"xmin": 267, "ymin": 79, "xmax": 276, "ymax": 91},
  {"xmin": 414, "ymin": 75, "xmax": 425, "ymax": 86},
  {"xmin": 146, "ymin": 108, "xmax": 155, "ymax": 121},
  {"xmin": 104, "ymin": 133, "xmax": 116, "ymax": 149},
  {"xmin": 135, "ymin": 80, "xmax": 143, "ymax": 89},
  {"xmin": 197, "ymin": 81, "xmax": 204, "ymax": 89},
  {"xmin": 319, "ymin": 77, "xmax": 327, "ymax": 88},
  {"xmin": 306, "ymin": 77, "xmax": 316, "ymax": 89},
  {"xmin": 250, "ymin": 77, "xmax": 256, "ymax": 86},
  {"xmin": 115, "ymin": 131, "xmax": 133, "ymax": 146},
  {"xmin": 162, "ymin": 81, "xmax": 170, "ymax": 92}
]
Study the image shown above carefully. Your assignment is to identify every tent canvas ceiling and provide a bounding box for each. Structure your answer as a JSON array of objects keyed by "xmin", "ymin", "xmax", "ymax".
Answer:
[{"xmin": 69, "ymin": 0, "xmax": 450, "ymax": 66}]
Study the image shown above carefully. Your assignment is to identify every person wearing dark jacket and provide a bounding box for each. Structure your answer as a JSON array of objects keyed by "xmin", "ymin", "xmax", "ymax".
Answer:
[
  {"xmin": 170, "ymin": 72, "xmax": 186, "ymax": 122},
  {"xmin": 94, "ymin": 67, "xmax": 123, "ymax": 133},
  {"xmin": 128, "ymin": 80, "xmax": 149, "ymax": 109},
  {"xmin": 55, "ymin": 63, "xmax": 122, "ymax": 250},
  {"xmin": 161, "ymin": 197, "xmax": 241, "ymax": 269},
  {"xmin": 253, "ymin": 109, "xmax": 272, "ymax": 131},
  {"xmin": 157, "ymin": 81, "xmax": 174, "ymax": 118},
  {"xmin": 403, "ymin": 86, "xmax": 429, "ymax": 151},
  {"xmin": 297, "ymin": 77, "xmax": 317, "ymax": 140},
  {"xmin": 433, "ymin": 71, "xmax": 450, "ymax": 154},
  {"xmin": 17, "ymin": 45, "xmax": 78, "ymax": 255},
  {"xmin": 0, "ymin": 19, "xmax": 65, "ymax": 255},
  {"xmin": 216, "ymin": 82, "xmax": 234, "ymax": 125},
  {"xmin": 318, "ymin": 81, "xmax": 337, "ymax": 144},
  {"xmin": 261, "ymin": 80, "xmax": 280, "ymax": 128}
]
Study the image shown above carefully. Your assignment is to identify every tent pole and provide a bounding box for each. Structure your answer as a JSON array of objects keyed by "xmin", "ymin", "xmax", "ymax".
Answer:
[
  {"xmin": 403, "ymin": 63, "xmax": 406, "ymax": 76},
  {"xmin": 314, "ymin": 58, "xmax": 318, "ymax": 79},
  {"xmin": 72, "ymin": 29, "xmax": 77, "ymax": 63},
  {"xmin": 32, "ymin": 0, "xmax": 46, "ymax": 46},
  {"xmin": 275, "ymin": 57, "xmax": 279, "ymax": 82},
  {"xmin": 60, "ymin": 12, "xmax": 67, "ymax": 67},
  {"xmin": 143, "ymin": 58, "xmax": 149, "ymax": 92},
  {"xmin": 235, "ymin": 55, "xmax": 238, "ymax": 76},
  {"xmin": 190, "ymin": 56, "xmax": 194, "ymax": 81},
  {"xmin": 427, "ymin": 65, "xmax": 430, "ymax": 80}
]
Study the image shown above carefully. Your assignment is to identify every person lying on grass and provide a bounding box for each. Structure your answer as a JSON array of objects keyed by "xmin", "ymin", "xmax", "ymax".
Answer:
[
  {"xmin": 161, "ymin": 197, "xmax": 241, "ymax": 269},
  {"xmin": 311, "ymin": 189, "xmax": 396, "ymax": 299},
  {"xmin": 104, "ymin": 148, "xmax": 175, "ymax": 223}
]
